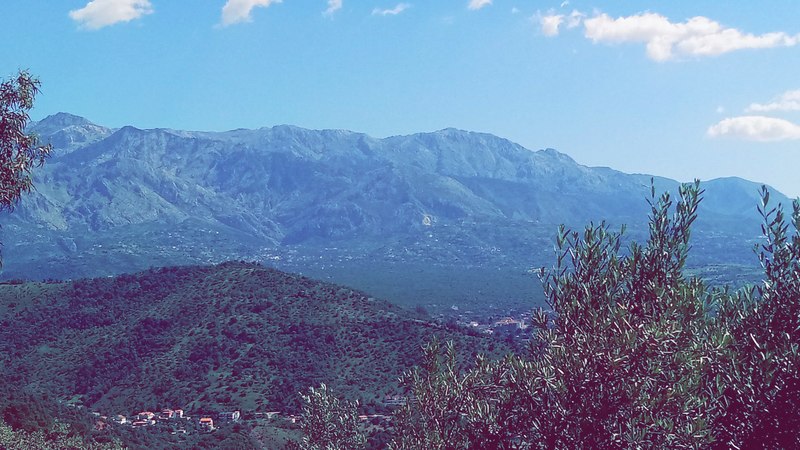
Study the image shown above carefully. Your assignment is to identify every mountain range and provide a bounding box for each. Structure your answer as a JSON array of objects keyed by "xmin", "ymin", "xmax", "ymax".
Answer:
[{"xmin": 0, "ymin": 113, "xmax": 788, "ymax": 307}]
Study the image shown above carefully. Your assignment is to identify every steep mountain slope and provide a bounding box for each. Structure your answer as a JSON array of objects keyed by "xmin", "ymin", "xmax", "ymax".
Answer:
[
  {"xmin": 0, "ymin": 262, "xmax": 504, "ymax": 414},
  {"xmin": 28, "ymin": 112, "xmax": 114, "ymax": 156},
  {"xmin": 1, "ymin": 114, "xmax": 788, "ymax": 296}
]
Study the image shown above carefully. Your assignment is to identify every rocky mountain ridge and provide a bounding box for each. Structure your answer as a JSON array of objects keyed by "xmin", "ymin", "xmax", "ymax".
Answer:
[{"xmin": 2, "ymin": 114, "xmax": 788, "ymax": 298}]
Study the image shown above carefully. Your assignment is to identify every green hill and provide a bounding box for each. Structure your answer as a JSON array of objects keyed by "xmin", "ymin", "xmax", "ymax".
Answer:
[{"xmin": 0, "ymin": 262, "xmax": 506, "ymax": 418}]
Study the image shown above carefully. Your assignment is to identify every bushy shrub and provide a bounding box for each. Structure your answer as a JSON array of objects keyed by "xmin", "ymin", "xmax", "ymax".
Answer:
[
  {"xmin": 304, "ymin": 182, "xmax": 800, "ymax": 449},
  {"xmin": 293, "ymin": 383, "xmax": 366, "ymax": 450}
]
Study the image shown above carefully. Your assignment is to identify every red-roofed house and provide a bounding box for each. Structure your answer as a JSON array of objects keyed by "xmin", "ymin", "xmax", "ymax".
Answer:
[{"xmin": 199, "ymin": 417, "xmax": 214, "ymax": 430}]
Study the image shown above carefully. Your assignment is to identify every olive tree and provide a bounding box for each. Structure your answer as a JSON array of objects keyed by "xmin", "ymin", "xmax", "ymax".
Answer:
[
  {"xmin": 304, "ymin": 182, "xmax": 800, "ymax": 449},
  {"xmin": 293, "ymin": 383, "xmax": 366, "ymax": 450},
  {"xmin": 391, "ymin": 183, "xmax": 800, "ymax": 448},
  {"xmin": 389, "ymin": 182, "xmax": 720, "ymax": 449}
]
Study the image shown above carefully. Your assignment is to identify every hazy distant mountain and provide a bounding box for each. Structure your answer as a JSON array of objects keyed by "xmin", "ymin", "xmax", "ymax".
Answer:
[{"xmin": 1, "ymin": 114, "xmax": 790, "ymax": 291}]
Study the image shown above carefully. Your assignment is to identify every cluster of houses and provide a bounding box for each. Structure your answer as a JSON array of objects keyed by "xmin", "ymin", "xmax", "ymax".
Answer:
[
  {"xmin": 453, "ymin": 314, "xmax": 531, "ymax": 336},
  {"xmin": 95, "ymin": 407, "xmax": 240, "ymax": 433},
  {"xmin": 490, "ymin": 316, "xmax": 529, "ymax": 331},
  {"xmin": 94, "ymin": 404, "xmax": 392, "ymax": 435},
  {"xmin": 83, "ymin": 393, "xmax": 415, "ymax": 438}
]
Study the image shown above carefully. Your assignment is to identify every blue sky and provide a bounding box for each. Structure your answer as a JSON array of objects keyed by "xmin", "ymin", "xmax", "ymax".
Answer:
[{"xmin": 3, "ymin": 1, "xmax": 800, "ymax": 196}]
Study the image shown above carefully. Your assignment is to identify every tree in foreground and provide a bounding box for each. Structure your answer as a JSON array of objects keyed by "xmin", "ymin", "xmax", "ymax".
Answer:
[
  {"xmin": 0, "ymin": 420, "xmax": 123, "ymax": 450},
  {"xmin": 292, "ymin": 383, "xmax": 366, "ymax": 450},
  {"xmin": 303, "ymin": 181, "xmax": 800, "ymax": 449},
  {"xmin": 0, "ymin": 70, "xmax": 52, "ymax": 265}
]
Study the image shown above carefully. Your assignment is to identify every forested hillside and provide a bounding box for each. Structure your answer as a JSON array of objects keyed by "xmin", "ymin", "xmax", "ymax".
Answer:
[{"xmin": 0, "ymin": 262, "xmax": 506, "ymax": 416}]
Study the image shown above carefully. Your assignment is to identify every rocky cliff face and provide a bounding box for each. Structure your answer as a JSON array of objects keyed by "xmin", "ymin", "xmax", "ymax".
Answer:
[{"xmin": 1, "ymin": 114, "xmax": 787, "ymax": 281}]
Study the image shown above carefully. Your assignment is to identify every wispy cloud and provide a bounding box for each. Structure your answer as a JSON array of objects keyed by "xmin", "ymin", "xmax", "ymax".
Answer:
[
  {"xmin": 540, "ymin": 14, "xmax": 563, "ymax": 37},
  {"xmin": 540, "ymin": 10, "xmax": 800, "ymax": 62},
  {"xmin": 566, "ymin": 10, "xmax": 584, "ymax": 27},
  {"xmin": 69, "ymin": 0, "xmax": 153, "ymax": 30},
  {"xmin": 372, "ymin": 3, "xmax": 410, "ymax": 16},
  {"xmin": 538, "ymin": 10, "xmax": 582, "ymax": 37},
  {"xmin": 707, "ymin": 116, "xmax": 800, "ymax": 141},
  {"xmin": 324, "ymin": 0, "xmax": 342, "ymax": 16},
  {"xmin": 468, "ymin": 0, "xmax": 491, "ymax": 11},
  {"xmin": 221, "ymin": 0, "xmax": 282, "ymax": 26},
  {"xmin": 747, "ymin": 89, "xmax": 800, "ymax": 112}
]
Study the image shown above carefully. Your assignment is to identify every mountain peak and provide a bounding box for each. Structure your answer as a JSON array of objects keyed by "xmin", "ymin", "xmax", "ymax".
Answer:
[
  {"xmin": 36, "ymin": 112, "xmax": 94, "ymax": 128},
  {"xmin": 435, "ymin": 127, "xmax": 468, "ymax": 134},
  {"xmin": 29, "ymin": 113, "xmax": 112, "ymax": 156}
]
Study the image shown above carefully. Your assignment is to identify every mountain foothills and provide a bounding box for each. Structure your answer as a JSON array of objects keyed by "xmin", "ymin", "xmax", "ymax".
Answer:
[
  {"xmin": 0, "ymin": 262, "xmax": 506, "ymax": 448},
  {"xmin": 0, "ymin": 262, "xmax": 501, "ymax": 413},
  {"xmin": 0, "ymin": 113, "xmax": 787, "ymax": 306}
]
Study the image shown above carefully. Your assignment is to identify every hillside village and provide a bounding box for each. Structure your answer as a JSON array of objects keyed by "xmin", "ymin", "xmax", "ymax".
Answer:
[
  {"xmin": 84, "ymin": 406, "xmax": 242, "ymax": 435},
  {"xmin": 81, "ymin": 404, "xmax": 396, "ymax": 439}
]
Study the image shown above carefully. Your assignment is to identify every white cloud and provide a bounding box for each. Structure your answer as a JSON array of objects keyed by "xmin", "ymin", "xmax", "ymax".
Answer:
[
  {"xmin": 747, "ymin": 89, "xmax": 800, "ymax": 112},
  {"xmin": 538, "ymin": 10, "xmax": 585, "ymax": 37},
  {"xmin": 566, "ymin": 10, "xmax": 583, "ymax": 28},
  {"xmin": 372, "ymin": 3, "xmax": 410, "ymax": 16},
  {"xmin": 540, "ymin": 14, "xmax": 564, "ymax": 37},
  {"xmin": 582, "ymin": 12, "xmax": 800, "ymax": 62},
  {"xmin": 69, "ymin": 0, "xmax": 153, "ymax": 30},
  {"xmin": 707, "ymin": 116, "xmax": 800, "ymax": 141},
  {"xmin": 324, "ymin": 0, "xmax": 342, "ymax": 16},
  {"xmin": 221, "ymin": 0, "xmax": 282, "ymax": 26},
  {"xmin": 716, "ymin": 106, "xmax": 726, "ymax": 114},
  {"xmin": 468, "ymin": 0, "xmax": 491, "ymax": 11}
]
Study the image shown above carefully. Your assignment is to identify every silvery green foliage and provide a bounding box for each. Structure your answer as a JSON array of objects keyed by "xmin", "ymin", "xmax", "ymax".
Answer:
[
  {"xmin": 382, "ymin": 182, "xmax": 800, "ymax": 449},
  {"xmin": 388, "ymin": 338, "xmax": 531, "ymax": 450},
  {"xmin": 711, "ymin": 186, "xmax": 800, "ymax": 449},
  {"xmin": 296, "ymin": 383, "xmax": 366, "ymax": 450},
  {"xmin": 0, "ymin": 420, "xmax": 123, "ymax": 450}
]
